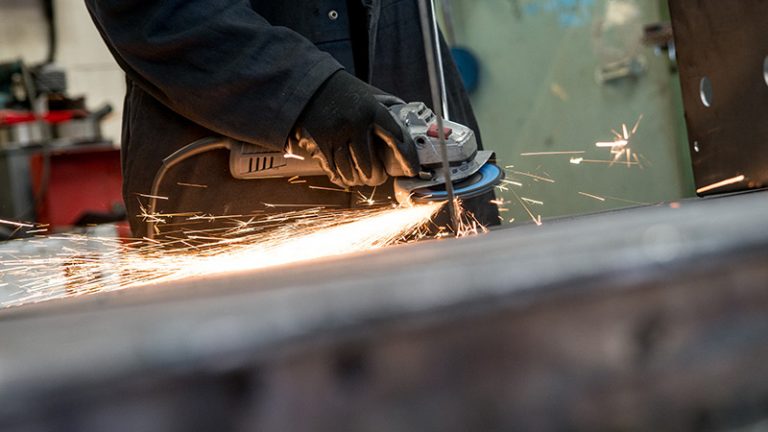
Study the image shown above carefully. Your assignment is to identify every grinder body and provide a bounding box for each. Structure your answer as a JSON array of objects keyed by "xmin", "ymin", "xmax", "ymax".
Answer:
[{"xmin": 229, "ymin": 102, "xmax": 502, "ymax": 203}]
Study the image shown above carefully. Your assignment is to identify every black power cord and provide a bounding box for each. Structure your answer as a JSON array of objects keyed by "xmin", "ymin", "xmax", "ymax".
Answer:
[{"xmin": 146, "ymin": 137, "xmax": 232, "ymax": 239}]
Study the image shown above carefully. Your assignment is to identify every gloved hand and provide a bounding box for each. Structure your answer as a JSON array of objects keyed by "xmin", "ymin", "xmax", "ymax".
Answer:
[{"xmin": 291, "ymin": 70, "xmax": 420, "ymax": 187}]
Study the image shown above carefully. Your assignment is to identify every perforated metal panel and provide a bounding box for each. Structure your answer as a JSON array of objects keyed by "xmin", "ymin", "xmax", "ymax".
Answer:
[{"xmin": 669, "ymin": 0, "xmax": 768, "ymax": 195}]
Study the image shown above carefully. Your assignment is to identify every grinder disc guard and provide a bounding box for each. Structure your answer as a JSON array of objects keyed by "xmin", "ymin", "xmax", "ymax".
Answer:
[
  {"xmin": 394, "ymin": 154, "xmax": 504, "ymax": 204},
  {"xmin": 409, "ymin": 163, "xmax": 504, "ymax": 203}
]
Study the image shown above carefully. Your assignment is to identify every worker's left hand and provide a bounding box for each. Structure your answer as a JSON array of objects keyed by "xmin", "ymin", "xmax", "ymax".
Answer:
[{"xmin": 291, "ymin": 71, "xmax": 420, "ymax": 187}]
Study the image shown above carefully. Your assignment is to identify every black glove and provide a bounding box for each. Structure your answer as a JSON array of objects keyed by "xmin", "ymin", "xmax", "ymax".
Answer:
[{"xmin": 291, "ymin": 70, "xmax": 420, "ymax": 187}]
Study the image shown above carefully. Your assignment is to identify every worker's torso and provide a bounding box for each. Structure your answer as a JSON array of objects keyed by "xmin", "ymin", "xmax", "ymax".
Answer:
[
  {"xmin": 251, "ymin": 0, "xmax": 364, "ymax": 44},
  {"xmin": 251, "ymin": 0, "xmax": 370, "ymax": 77}
]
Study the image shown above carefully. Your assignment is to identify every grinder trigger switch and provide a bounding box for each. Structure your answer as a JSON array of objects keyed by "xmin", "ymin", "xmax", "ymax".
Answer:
[{"xmin": 427, "ymin": 124, "xmax": 453, "ymax": 139}]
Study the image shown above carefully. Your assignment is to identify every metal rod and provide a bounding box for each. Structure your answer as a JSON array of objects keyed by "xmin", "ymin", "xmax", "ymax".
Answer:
[
  {"xmin": 430, "ymin": 0, "xmax": 450, "ymax": 121},
  {"xmin": 418, "ymin": 0, "xmax": 460, "ymax": 233}
]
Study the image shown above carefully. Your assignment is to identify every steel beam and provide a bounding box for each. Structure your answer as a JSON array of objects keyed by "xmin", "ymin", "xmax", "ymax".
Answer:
[{"xmin": 2, "ymin": 192, "xmax": 768, "ymax": 430}]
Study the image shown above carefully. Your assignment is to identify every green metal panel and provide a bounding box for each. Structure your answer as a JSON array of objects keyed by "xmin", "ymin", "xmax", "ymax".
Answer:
[{"xmin": 445, "ymin": 0, "xmax": 695, "ymax": 224}]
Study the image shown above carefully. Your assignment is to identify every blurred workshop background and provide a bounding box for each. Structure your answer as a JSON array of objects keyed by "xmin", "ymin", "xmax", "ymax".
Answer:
[
  {"xmin": 0, "ymin": 0, "xmax": 693, "ymax": 233},
  {"xmin": 0, "ymin": 0, "xmax": 125, "ymax": 236}
]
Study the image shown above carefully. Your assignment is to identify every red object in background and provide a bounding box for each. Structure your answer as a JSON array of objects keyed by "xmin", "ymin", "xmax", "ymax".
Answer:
[
  {"xmin": 44, "ymin": 110, "xmax": 87, "ymax": 124},
  {"xmin": 0, "ymin": 109, "xmax": 88, "ymax": 126},
  {"xmin": 29, "ymin": 147, "xmax": 128, "ymax": 235},
  {"xmin": 0, "ymin": 110, "xmax": 36, "ymax": 124}
]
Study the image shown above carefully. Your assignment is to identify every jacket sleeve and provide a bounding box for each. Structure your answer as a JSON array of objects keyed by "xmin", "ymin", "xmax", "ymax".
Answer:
[{"xmin": 85, "ymin": 0, "xmax": 343, "ymax": 150}]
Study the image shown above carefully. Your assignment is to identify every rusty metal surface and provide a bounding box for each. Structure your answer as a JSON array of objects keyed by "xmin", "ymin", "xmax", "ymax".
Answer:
[
  {"xmin": 1, "ymin": 192, "xmax": 768, "ymax": 430},
  {"xmin": 669, "ymin": 0, "xmax": 768, "ymax": 195}
]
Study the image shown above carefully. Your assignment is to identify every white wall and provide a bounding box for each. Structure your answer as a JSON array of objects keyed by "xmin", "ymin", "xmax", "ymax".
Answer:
[{"xmin": 0, "ymin": 0, "xmax": 124, "ymax": 143}]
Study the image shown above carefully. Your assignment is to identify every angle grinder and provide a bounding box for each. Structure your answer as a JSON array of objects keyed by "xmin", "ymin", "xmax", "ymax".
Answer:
[
  {"xmin": 228, "ymin": 101, "xmax": 504, "ymax": 204},
  {"xmin": 145, "ymin": 102, "xmax": 502, "ymax": 238}
]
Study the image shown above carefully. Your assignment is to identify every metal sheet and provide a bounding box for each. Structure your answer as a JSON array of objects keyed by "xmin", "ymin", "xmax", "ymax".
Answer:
[
  {"xmin": 1, "ymin": 192, "xmax": 768, "ymax": 430},
  {"xmin": 669, "ymin": 0, "xmax": 768, "ymax": 195}
]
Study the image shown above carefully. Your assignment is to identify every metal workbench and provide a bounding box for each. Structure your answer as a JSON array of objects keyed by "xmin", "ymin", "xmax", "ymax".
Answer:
[{"xmin": 1, "ymin": 191, "xmax": 768, "ymax": 431}]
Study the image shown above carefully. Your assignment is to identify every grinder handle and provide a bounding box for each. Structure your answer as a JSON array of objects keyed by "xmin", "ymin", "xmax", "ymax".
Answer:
[
  {"xmin": 230, "ymin": 103, "xmax": 419, "ymax": 181},
  {"xmin": 229, "ymin": 141, "xmax": 324, "ymax": 180}
]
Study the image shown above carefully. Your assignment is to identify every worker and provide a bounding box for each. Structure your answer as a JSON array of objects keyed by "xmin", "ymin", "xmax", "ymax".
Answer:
[{"xmin": 85, "ymin": 0, "xmax": 498, "ymax": 237}]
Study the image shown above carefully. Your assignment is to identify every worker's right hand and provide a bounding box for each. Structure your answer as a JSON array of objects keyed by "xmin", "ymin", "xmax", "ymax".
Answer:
[{"xmin": 290, "ymin": 70, "xmax": 420, "ymax": 188}]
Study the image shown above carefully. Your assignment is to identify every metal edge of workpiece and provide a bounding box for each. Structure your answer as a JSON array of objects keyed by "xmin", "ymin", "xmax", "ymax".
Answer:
[{"xmin": 0, "ymin": 192, "xmax": 767, "ymax": 408}]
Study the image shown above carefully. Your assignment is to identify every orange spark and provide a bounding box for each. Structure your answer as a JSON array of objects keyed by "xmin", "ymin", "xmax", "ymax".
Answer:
[
  {"xmin": 696, "ymin": 175, "xmax": 745, "ymax": 194},
  {"xmin": 1, "ymin": 203, "xmax": 455, "ymax": 308}
]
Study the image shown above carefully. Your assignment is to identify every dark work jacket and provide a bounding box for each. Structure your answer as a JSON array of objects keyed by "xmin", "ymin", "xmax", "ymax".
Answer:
[{"xmin": 85, "ymin": 0, "xmax": 497, "ymax": 237}]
